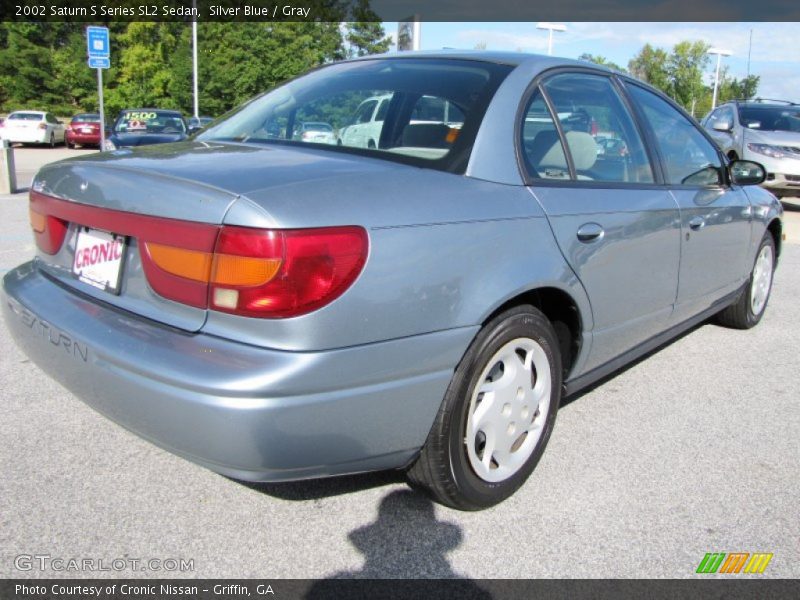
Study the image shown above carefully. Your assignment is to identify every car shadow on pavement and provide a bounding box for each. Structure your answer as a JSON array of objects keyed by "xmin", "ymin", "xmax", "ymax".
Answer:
[
  {"xmin": 304, "ymin": 489, "xmax": 494, "ymax": 593},
  {"xmin": 239, "ymin": 469, "xmax": 407, "ymax": 501}
]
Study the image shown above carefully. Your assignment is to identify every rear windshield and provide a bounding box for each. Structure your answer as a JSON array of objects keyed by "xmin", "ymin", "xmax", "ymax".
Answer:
[
  {"xmin": 9, "ymin": 113, "xmax": 43, "ymax": 121},
  {"xmin": 72, "ymin": 114, "xmax": 100, "ymax": 123},
  {"xmin": 198, "ymin": 58, "xmax": 513, "ymax": 173},
  {"xmin": 738, "ymin": 106, "xmax": 800, "ymax": 132},
  {"xmin": 114, "ymin": 110, "xmax": 186, "ymax": 134}
]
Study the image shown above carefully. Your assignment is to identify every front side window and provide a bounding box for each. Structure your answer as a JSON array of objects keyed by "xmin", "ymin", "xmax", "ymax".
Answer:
[
  {"xmin": 705, "ymin": 106, "xmax": 733, "ymax": 128},
  {"xmin": 627, "ymin": 84, "xmax": 723, "ymax": 186},
  {"xmin": 198, "ymin": 58, "xmax": 513, "ymax": 172},
  {"xmin": 540, "ymin": 73, "xmax": 654, "ymax": 184}
]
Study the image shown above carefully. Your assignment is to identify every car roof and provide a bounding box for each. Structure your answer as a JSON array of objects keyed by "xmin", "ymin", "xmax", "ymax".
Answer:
[
  {"xmin": 347, "ymin": 49, "xmax": 597, "ymax": 71},
  {"xmin": 10, "ymin": 110, "xmax": 45, "ymax": 115}
]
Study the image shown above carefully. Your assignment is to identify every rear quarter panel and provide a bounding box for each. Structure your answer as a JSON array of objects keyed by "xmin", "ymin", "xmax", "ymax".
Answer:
[{"xmin": 206, "ymin": 171, "xmax": 592, "ymax": 354}]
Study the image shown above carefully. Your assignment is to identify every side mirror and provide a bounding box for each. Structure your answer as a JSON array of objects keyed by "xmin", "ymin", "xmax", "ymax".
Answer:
[
  {"xmin": 729, "ymin": 159, "xmax": 766, "ymax": 186},
  {"xmin": 712, "ymin": 120, "xmax": 733, "ymax": 132}
]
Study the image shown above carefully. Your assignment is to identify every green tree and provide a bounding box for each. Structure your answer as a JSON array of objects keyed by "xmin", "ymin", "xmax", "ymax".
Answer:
[
  {"xmin": 104, "ymin": 22, "xmax": 184, "ymax": 116},
  {"xmin": 577, "ymin": 53, "xmax": 626, "ymax": 73},
  {"xmin": 667, "ymin": 40, "xmax": 710, "ymax": 114},
  {"xmin": 198, "ymin": 22, "xmax": 345, "ymax": 117},
  {"xmin": 345, "ymin": 0, "xmax": 391, "ymax": 57},
  {"xmin": 628, "ymin": 44, "xmax": 670, "ymax": 93}
]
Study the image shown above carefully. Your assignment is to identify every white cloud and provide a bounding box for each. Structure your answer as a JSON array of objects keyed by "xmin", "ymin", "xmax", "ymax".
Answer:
[{"xmin": 455, "ymin": 28, "xmax": 548, "ymax": 52}]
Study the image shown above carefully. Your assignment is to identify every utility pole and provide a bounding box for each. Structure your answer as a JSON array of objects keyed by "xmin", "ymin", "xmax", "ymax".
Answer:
[
  {"xmin": 708, "ymin": 47, "xmax": 732, "ymax": 110},
  {"xmin": 192, "ymin": 0, "xmax": 199, "ymax": 119},
  {"xmin": 536, "ymin": 22, "xmax": 566, "ymax": 56}
]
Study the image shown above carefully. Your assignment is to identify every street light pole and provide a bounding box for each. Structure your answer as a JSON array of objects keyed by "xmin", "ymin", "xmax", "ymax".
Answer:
[
  {"xmin": 192, "ymin": 0, "xmax": 199, "ymax": 119},
  {"xmin": 709, "ymin": 47, "xmax": 732, "ymax": 110},
  {"xmin": 536, "ymin": 22, "xmax": 566, "ymax": 56}
]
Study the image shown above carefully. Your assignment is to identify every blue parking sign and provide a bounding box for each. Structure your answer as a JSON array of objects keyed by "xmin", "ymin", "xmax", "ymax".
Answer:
[{"xmin": 87, "ymin": 26, "xmax": 110, "ymax": 59}]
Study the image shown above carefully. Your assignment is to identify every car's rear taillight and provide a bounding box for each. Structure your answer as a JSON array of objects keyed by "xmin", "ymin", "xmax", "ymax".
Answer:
[
  {"xmin": 28, "ymin": 192, "xmax": 366, "ymax": 318},
  {"xmin": 38, "ymin": 122, "xmax": 47, "ymax": 130},
  {"xmin": 142, "ymin": 226, "xmax": 367, "ymax": 317},
  {"xmin": 209, "ymin": 226, "xmax": 368, "ymax": 318},
  {"xmin": 29, "ymin": 206, "xmax": 67, "ymax": 255}
]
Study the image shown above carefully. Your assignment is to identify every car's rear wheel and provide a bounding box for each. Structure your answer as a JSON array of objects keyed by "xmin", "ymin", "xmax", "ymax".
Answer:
[
  {"xmin": 717, "ymin": 232, "xmax": 776, "ymax": 329},
  {"xmin": 407, "ymin": 305, "xmax": 561, "ymax": 510}
]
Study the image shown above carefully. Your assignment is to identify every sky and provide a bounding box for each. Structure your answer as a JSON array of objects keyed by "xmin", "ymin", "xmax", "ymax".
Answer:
[{"xmin": 382, "ymin": 22, "xmax": 800, "ymax": 104}]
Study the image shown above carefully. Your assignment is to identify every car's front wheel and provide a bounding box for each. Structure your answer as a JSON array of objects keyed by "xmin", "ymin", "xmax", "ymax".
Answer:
[
  {"xmin": 717, "ymin": 232, "xmax": 776, "ymax": 329},
  {"xmin": 407, "ymin": 305, "xmax": 562, "ymax": 510}
]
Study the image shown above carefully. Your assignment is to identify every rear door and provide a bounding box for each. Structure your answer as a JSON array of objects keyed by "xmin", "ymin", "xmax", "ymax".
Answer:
[
  {"xmin": 624, "ymin": 83, "xmax": 752, "ymax": 319},
  {"xmin": 523, "ymin": 71, "xmax": 681, "ymax": 372}
]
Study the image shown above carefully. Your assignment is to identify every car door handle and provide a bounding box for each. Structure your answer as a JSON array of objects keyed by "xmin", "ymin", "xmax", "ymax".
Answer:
[
  {"xmin": 689, "ymin": 216, "xmax": 706, "ymax": 231},
  {"xmin": 576, "ymin": 223, "xmax": 604, "ymax": 243}
]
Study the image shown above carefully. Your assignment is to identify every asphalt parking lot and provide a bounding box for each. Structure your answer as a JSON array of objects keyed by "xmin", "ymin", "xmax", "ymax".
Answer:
[{"xmin": 0, "ymin": 149, "xmax": 798, "ymax": 580}]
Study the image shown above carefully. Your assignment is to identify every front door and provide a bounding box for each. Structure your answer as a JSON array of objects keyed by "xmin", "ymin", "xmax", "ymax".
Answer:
[
  {"xmin": 522, "ymin": 72, "xmax": 681, "ymax": 373},
  {"xmin": 625, "ymin": 83, "xmax": 752, "ymax": 319}
]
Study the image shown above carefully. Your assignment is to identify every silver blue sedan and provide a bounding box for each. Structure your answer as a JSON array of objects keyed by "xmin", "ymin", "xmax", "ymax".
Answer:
[{"xmin": 3, "ymin": 52, "xmax": 783, "ymax": 510}]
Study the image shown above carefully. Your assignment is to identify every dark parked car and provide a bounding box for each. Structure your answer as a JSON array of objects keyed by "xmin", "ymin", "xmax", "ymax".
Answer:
[
  {"xmin": 3, "ymin": 53, "xmax": 783, "ymax": 510},
  {"xmin": 66, "ymin": 113, "xmax": 102, "ymax": 148},
  {"xmin": 104, "ymin": 109, "xmax": 188, "ymax": 151}
]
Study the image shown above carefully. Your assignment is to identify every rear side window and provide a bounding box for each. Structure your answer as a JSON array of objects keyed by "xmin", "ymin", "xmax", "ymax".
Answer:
[
  {"xmin": 541, "ymin": 73, "xmax": 654, "ymax": 184},
  {"xmin": 520, "ymin": 92, "xmax": 570, "ymax": 180},
  {"xmin": 626, "ymin": 84, "xmax": 723, "ymax": 186},
  {"xmin": 355, "ymin": 100, "xmax": 378, "ymax": 124}
]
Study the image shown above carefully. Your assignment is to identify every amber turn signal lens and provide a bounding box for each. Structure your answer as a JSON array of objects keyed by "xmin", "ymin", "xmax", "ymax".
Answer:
[
  {"xmin": 29, "ymin": 209, "xmax": 47, "ymax": 233},
  {"xmin": 211, "ymin": 254, "xmax": 281, "ymax": 286},
  {"xmin": 144, "ymin": 242, "xmax": 213, "ymax": 283}
]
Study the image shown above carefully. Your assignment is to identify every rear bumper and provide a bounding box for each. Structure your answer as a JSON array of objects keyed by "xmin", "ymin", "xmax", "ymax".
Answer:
[
  {"xmin": 66, "ymin": 132, "xmax": 100, "ymax": 145},
  {"xmin": 3, "ymin": 261, "xmax": 474, "ymax": 481},
  {"xmin": 2, "ymin": 130, "xmax": 47, "ymax": 144}
]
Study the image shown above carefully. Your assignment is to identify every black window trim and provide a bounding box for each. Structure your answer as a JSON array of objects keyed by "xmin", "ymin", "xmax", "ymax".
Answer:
[{"xmin": 515, "ymin": 66, "xmax": 664, "ymax": 190}]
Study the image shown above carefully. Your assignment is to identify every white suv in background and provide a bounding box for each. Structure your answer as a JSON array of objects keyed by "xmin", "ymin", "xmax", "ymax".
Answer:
[
  {"xmin": 0, "ymin": 111, "xmax": 66, "ymax": 147},
  {"xmin": 703, "ymin": 100, "xmax": 800, "ymax": 198}
]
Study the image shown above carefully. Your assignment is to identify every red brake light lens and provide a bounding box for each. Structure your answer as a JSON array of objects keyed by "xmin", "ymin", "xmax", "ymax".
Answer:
[{"xmin": 209, "ymin": 226, "xmax": 368, "ymax": 318}]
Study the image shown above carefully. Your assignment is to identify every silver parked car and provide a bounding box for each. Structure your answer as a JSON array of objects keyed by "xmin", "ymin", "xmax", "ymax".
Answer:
[
  {"xmin": 3, "ymin": 52, "xmax": 783, "ymax": 510},
  {"xmin": 702, "ymin": 99, "xmax": 800, "ymax": 198}
]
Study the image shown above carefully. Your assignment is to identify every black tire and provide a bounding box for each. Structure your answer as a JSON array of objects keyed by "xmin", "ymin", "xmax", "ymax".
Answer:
[
  {"xmin": 717, "ymin": 232, "xmax": 776, "ymax": 329},
  {"xmin": 407, "ymin": 305, "xmax": 562, "ymax": 510},
  {"xmin": 66, "ymin": 141, "xmax": 75, "ymax": 149}
]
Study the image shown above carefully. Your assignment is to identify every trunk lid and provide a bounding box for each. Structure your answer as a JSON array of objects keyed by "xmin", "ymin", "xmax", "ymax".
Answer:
[{"xmin": 30, "ymin": 158, "xmax": 241, "ymax": 332}]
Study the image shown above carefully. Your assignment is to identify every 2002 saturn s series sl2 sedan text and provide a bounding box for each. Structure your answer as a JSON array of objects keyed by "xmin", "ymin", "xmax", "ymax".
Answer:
[{"xmin": 2, "ymin": 52, "xmax": 783, "ymax": 510}]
